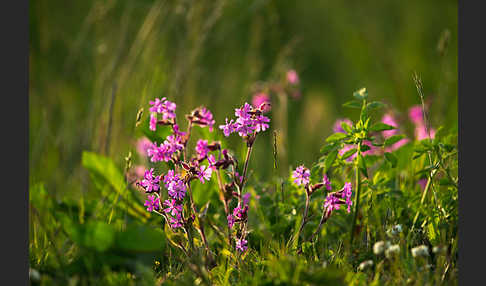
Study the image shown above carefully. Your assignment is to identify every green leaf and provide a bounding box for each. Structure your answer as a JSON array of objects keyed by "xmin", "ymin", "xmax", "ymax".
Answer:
[
  {"xmin": 326, "ymin": 132, "xmax": 348, "ymax": 143},
  {"xmin": 82, "ymin": 151, "xmax": 126, "ymax": 193},
  {"xmin": 366, "ymin": 101, "xmax": 385, "ymax": 111},
  {"xmin": 342, "ymin": 100, "xmax": 362, "ymax": 109},
  {"xmin": 384, "ymin": 135, "xmax": 405, "ymax": 147},
  {"xmin": 341, "ymin": 148, "xmax": 357, "ymax": 160},
  {"xmin": 341, "ymin": 121, "xmax": 353, "ymax": 134},
  {"xmin": 369, "ymin": 123, "xmax": 396, "ymax": 132},
  {"xmin": 384, "ymin": 152, "xmax": 397, "ymax": 168},
  {"xmin": 324, "ymin": 150, "xmax": 339, "ymax": 172},
  {"xmin": 320, "ymin": 143, "xmax": 338, "ymax": 154},
  {"xmin": 353, "ymin": 87, "xmax": 368, "ymax": 100}
]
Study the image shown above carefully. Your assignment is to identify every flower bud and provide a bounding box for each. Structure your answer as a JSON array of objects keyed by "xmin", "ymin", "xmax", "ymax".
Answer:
[{"xmin": 357, "ymin": 260, "xmax": 374, "ymax": 271}]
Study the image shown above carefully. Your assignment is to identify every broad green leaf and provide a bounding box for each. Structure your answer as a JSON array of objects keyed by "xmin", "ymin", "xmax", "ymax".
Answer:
[
  {"xmin": 384, "ymin": 135, "xmax": 406, "ymax": 147},
  {"xmin": 84, "ymin": 221, "xmax": 116, "ymax": 252},
  {"xmin": 366, "ymin": 101, "xmax": 385, "ymax": 111},
  {"xmin": 342, "ymin": 100, "xmax": 362, "ymax": 109},
  {"xmin": 326, "ymin": 132, "xmax": 348, "ymax": 143},
  {"xmin": 369, "ymin": 123, "xmax": 396, "ymax": 132},
  {"xmin": 320, "ymin": 143, "xmax": 338, "ymax": 154},
  {"xmin": 341, "ymin": 122, "xmax": 353, "ymax": 134}
]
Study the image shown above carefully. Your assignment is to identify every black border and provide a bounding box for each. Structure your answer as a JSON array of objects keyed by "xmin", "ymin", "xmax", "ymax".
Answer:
[{"xmin": 1, "ymin": 0, "xmax": 29, "ymax": 284}]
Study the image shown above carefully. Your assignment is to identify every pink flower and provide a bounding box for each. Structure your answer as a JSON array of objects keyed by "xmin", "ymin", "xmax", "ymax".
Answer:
[
  {"xmin": 136, "ymin": 137, "xmax": 152, "ymax": 157},
  {"xmin": 323, "ymin": 195, "xmax": 341, "ymax": 215},
  {"xmin": 418, "ymin": 178, "xmax": 427, "ymax": 190},
  {"xmin": 381, "ymin": 113, "xmax": 399, "ymax": 139},
  {"xmin": 149, "ymin": 97, "xmax": 176, "ymax": 121},
  {"xmin": 415, "ymin": 124, "xmax": 436, "ymax": 141},
  {"xmin": 227, "ymin": 214, "xmax": 235, "ymax": 229},
  {"xmin": 322, "ymin": 174, "xmax": 332, "ymax": 191},
  {"xmin": 144, "ymin": 195, "xmax": 160, "ymax": 212},
  {"xmin": 197, "ymin": 165, "xmax": 212, "ymax": 183},
  {"xmin": 252, "ymin": 93, "xmax": 271, "ymax": 113},
  {"xmin": 292, "ymin": 165, "xmax": 310, "ymax": 186},
  {"xmin": 236, "ymin": 238, "xmax": 248, "ymax": 252},
  {"xmin": 149, "ymin": 114, "xmax": 157, "ymax": 131},
  {"xmin": 195, "ymin": 139, "xmax": 210, "ymax": 159},
  {"xmin": 408, "ymin": 105, "xmax": 424, "ymax": 125},
  {"xmin": 139, "ymin": 168, "xmax": 161, "ymax": 193},
  {"xmin": 197, "ymin": 107, "xmax": 216, "ymax": 132},
  {"xmin": 333, "ymin": 118, "xmax": 353, "ymax": 134},
  {"xmin": 163, "ymin": 199, "xmax": 182, "ymax": 217},
  {"xmin": 164, "ymin": 171, "xmax": 187, "ymax": 200},
  {"xmin": 219, "ymin": 118, "xmax": 237, "ymax": 137},
  {"xmin": 168, "ymin": 213, "xmax": 183, "ymax": 229},
  {"xmin": 286, "ymin": 69, "xmax": 299, "ymax": 85}
]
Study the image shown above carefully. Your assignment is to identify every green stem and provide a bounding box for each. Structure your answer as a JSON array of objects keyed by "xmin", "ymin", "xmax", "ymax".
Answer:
[{"xmin": 350, "ymin": 149, "xmax": 362, "ymax": 246}]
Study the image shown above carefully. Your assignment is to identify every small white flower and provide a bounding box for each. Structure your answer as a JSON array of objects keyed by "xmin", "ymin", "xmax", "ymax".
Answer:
[
  {"xmin": 386, "ymin": 224, "xmax": 403, "ymax": 237},
  {"xmin": 385, "ymin": 244, "xmax": 400, "ymax": 258},
  {"xmin": 357, "ymin": 260, "xmax": 374, "ymax": 271},
  {"xmin": 373, "ymin": 241, "xmax": 390, "ymax": 255},
  {"xmin": 432, "ymin": 245, "xmax": 446, "ymax": 254},
  {"xmin": 411, "ymin": 245, "xmax": 429, "ymax": 258}
]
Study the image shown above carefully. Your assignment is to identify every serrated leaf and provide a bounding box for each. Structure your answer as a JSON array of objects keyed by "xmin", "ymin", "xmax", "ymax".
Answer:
[
  {"xmin": 384, "ymin": 135, "xmax": 405, "ymax": 147},
  {"xmin": 326, "ymin": 132, "xmax": 348, "ymax": 143},
  {"xmin": 342, "ymin": 100, "xmax": 362, "ymax": 109},
  {"xmin": 384, "ymin": 152, "xmax": 397, "ymax": 168},
  {"xmin": 369, "ymin": 123, "xmax": 396, "ymax": 132}
]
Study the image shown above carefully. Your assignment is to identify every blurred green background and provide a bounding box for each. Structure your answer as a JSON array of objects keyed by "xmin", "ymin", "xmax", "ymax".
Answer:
[{"xmin": 29, "ymin": 0, "xmax": 457, "ymax": 200}]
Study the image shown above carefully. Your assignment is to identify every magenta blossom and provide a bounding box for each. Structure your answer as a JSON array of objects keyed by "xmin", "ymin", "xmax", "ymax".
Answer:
[
  {"xmin": 286, "ymin": 69, "xmax": 299, "ymax": 85},
  {"xmin": 418, "ymin": 178, "xmax": 427, "ymax": 190},
  {"xmin": 164, "ymin": 171, "xmax": 187, "ymax": 200},
  {"xmin": 292, "ymin": 165, "xmax": 310, "ymax": 186},
  {"xmin": 333, "ymin": 118, "xmax": 353, "ymax": 133},
  {"xmin": 322, "ymin": 174, "xmax": 332, "ymax": 191},
  {"xmin": 220, "ymin": 102, "xmax": 271, "ymax": 138},
  {"xmin": 236, "ymin": 238, "xmax": 248, "ymax": 252},
  {"xmin": 343, "ymin": 182, "xmax": 353, "ymax": 213},
  {"xmin": 163, "ymin": 199, "xmax": 182, "ymax": 217},
  {"xmin": 196, "ymin": 107, "xmax": 216, "ymax": 132},
  {"xmin": 381, "ymin": 113, "xmax": 399, "ymax": 139},
  {"xmin": 323, "ymin": 195, "xmax": 341, "ymax": 216},
  {"xmin": 149, "ymin": 97, "xmax": 176, "ymax": 121},
  {"xmin": 219, "ymin": 118, "xmax": 237, "ymax": 137},
  {"xmin": 136, "ymin": 137, "xmax": 152, "ymax": 157},
  {"xmin": 144, "ymin": 195, "xmax": 160, "ymax": 212},
  {"xmin": 195, "ymin": 139, "xmax": 210, "ymax": 159},
  {"xmin": 140, "ymin": 168, "xmax": 161, "ymax": 193},
  {"xmin": 197, "ymin": 165, "xmax": 212, "ymax": 183},
  {"xmin": 408, "ymin": 105, "xmax": 424, "ymax": 125},
  {"xmin": 415, "ymin": 124, "xmax": 436, "ymax": 141},
  {"xmin": 227, "ymin": 214, "xmax": 235, "ymax": 229},
  {"xmin": 168, "ymin": 213, "xmax": 183, "ymax": 229},
  {"xmin": 149, "ymin": 114, "xmax": 157, "ymax": 131},
  {"xmin": 252, "ymin": 92, "xmax": 271, "ymax": 113}
]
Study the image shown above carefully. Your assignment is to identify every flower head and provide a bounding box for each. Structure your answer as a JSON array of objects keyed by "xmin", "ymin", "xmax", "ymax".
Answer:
[
  {"xmin": 144, "ymin": 195, "xmax": 160, "ymax": 212},
  {"xmin": 136, "ymin": 137, "xmax": 152, "ymax": 157},
  {"xmin": 322, "ymin": 174, "xmax": 332, "ymax": 191},
  {"xmin": 139, "ymin": 168, "xmax": 161, "ymax": 193},
  {"xmin": 163, "ymin": 199, "xmax": 182, "ymax": 217},
  {"xmin": 197, "ymin": 165, "xmax": 212, "ymax": 183},
  {"xmin": 252, "ymin": 92, "xmax": 271, "ymax": 113},
  {"xmin": 286, "ymin": 69, "xmax": 299, "ymax": 85},
  {"xmin": 235, "ymin": 238, "xmax": 248, "ymax": 252},
  {"xmin": 149, "ymin": 114, "xmax": 158, "ymax": 131},
  {"xmin": 149, "ymin": 97, "xmax": 176, "ymax": 121},
  {"xmin": 195, "ymin": 139, "xmax": 210, "ymax": 159},
  {"xmin": 164, "ymin": 171, "xmax": 186, "ymax": 200},
  {"xmin": 219, "ymin": 118, "xmax": 237, "ymax": 137},
  {"xmin": 227, "ymin": 214, "xmax": 235, "ymax": 229},
  {"xmin": 408, "ymin": 105, "xmax": 424, "ymax": 125},
  {"xmin": 292, "ymin": 165, "xmax": 310, "ymax": 186}
]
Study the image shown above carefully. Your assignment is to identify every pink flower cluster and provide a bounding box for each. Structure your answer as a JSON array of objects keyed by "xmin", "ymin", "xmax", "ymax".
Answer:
[
  {"xmin": 149, "ymin": 97, "xmax": 177, "ymax": 131},
  {"xmin": 219, "ymin": 103, "xmax": 270, "ymax": 137},
  {"xmin": 381, "ymin": 113, "xmax": 410, "ymax": 152},
  {"xmin": 147, "ymin": 134, "xmax": 184, "ymax": 163},
  {"xmin": 292, "ymin": 165, "xmax": 311, "ymax": 186},
  {"xmin": 324, "ymin": 182, "xmax": 353, "ymax": 215},
  {"xmin": 251, "ymin": 92, "xmax": 271, "ymax": 113}
]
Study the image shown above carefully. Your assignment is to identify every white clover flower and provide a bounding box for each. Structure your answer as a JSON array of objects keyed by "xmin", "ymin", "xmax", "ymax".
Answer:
[
  {"xmin": 432, "ymin": 245, "xmax": 446, "ymax": 254},
  {"xmin": 357, "ymin": 260, "xmax": 374, "ymax": 271},
  {"xmin": 373, "ymin": 241, "xmax": 390, "ymax": 255},
  {"xmin": 411, "ymin": 245, "xmax": 429, "ymax": 258},
  {"xmin": 386, "ymin": 224, "xmax": 403, "ymax": 237},
  {"xmin": 385, "ymin": 244, "xmax": 400, "ymax": 258}
]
